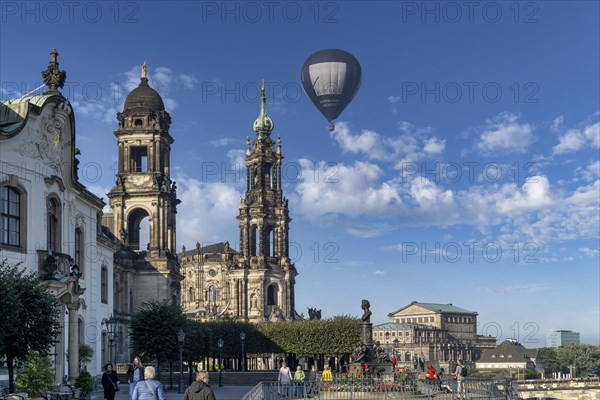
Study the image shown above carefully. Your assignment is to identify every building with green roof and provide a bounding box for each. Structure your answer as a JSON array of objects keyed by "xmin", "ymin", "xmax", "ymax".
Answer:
[{"xmin": 372, "ymin": 301, "xmax": 496, "ymax": 372}]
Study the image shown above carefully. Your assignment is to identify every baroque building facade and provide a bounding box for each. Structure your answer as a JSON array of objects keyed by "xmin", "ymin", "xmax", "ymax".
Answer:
[
  {"xmin": 0, "ymin": 50, "xmax": 118, "ymax": 384},
  {"xmin": 373, "ymin": 301, "xmax": 496, "ymax": 370},
  {"xmin": 180, "ymin": 84, "xmax": 298, "ymax": 322}
]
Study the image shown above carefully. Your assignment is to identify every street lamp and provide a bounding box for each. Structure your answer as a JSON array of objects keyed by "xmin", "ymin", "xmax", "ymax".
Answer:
[
  {"xmin": 217, "ymin": 337, "xmax": 224, "ymax": 387},
  {"xmin": 177, "ymin": 328, "xmax": 185, "ymax": 394},
  {"xmin": 102, "ymin": 314, "xmax": 117, "ymax": 365},
  {"xmin": 385, "ymin": 332, "xmax": 391, "ymax": 358},
  {"xmin": 240, "ymin": 331, "xmax": 246, "ymax": 372}
]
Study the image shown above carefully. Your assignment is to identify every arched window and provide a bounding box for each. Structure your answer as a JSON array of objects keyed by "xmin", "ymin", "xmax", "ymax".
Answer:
[
  {"xmin": 208, "ymin": 285, "xmax": 220, "ymax": 302},
  {"xmin": 75, "ymin": 227, "xmax": 83, "ymax": 276},
  {"xmin": 0, "ymin": 186, "xmax": 21, "ymax": 247},
  {"xmin": 188, "ymin": 286, "xmax": 195, "ymax": 302},
  {"xmin": 267, "ymin": 284, "xmax": 278, "ymax": 306},
  {"xmin": 47, "ymin": 197, "xmax": 61, "ymax": 253},
  {"xmin": 101, "ymin": 265, "xmax": 108, "ymax": 304}
]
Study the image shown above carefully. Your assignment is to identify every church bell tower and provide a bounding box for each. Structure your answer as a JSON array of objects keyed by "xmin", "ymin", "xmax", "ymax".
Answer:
[
  {"xmin": 107, "ymin": 63, "xmax": 181, "ymax": 306},
  {"xmin": 237, "ymin": 82, "xmax": 297, "ymax": 321}
]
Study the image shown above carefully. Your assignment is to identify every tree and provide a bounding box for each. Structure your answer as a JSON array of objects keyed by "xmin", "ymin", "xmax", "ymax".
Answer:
[
  {"xmin": 0, "ymin": 261, "xmax": 61, "ymax": 392},
  {"xmin": 129, "ymin": 300, "xmax": 186, "ymax": 376},
  {"xmin": 15, "ymin": 350, "xmax": 55, "ymax": 397},
  {"xmin": 556, "ymin": 344, "xmax": 600, "ymax": 377},
  {"xmin": 79, "ymin": 344, "xmax": 94, "ymax": 369}
]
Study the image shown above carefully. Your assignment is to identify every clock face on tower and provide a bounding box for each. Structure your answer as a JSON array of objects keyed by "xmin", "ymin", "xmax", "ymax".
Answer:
[{"xmin": 208, "ymin": 269, "xmax": 217, "ymax": 277}]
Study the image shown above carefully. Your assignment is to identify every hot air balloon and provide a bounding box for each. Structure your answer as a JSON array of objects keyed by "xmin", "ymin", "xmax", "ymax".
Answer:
[{"xmin": 301, "ymin": 49, "xmax": 362, "ymax": 132}]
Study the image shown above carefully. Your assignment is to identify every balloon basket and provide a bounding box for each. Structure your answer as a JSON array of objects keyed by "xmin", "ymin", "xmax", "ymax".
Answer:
[{"xmin": 328, "ymin": 123, "xmax": 335, "ymax": 132}]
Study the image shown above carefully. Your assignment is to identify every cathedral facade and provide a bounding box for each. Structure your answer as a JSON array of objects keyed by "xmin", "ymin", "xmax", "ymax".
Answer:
[{"xmin": 179, "ymin": 84, "xmax": 298, "ymax": 323}]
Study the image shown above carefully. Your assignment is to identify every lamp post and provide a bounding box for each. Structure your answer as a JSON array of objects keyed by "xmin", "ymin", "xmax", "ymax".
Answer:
[
  {"xmin": 177, "ymin": 328, "xmax": 185, "ymax": 394},
  {"xmin": 385, "ymin": 331, "xmax": 391, "ymax": 358},
  {"xmin": 102, "ymin": 314, "xmax": 117, "ymax": 365},
  {"xmin": 240, "ymin": 331, "xmax": 246, "ymax": 372},
  {"xmin": 217, "ymin": 337, "xmax": 224, "ymax": 387},
  {"xmin": 393, "ymin": 338, "xmax": 399, "ymax": 358}
]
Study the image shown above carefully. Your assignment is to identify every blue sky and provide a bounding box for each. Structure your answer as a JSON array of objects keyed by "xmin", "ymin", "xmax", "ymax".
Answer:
[{"xmin": 1, "ymin": 1, "xmax": 599, "ymax": 346}]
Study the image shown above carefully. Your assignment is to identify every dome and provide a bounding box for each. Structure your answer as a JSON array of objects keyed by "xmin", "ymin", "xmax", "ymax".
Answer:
[
  {"xmin": 253, "ymin": 84, "xmax": 274, "ymax": 134},
  {"xmin": 123, "ymin": 77, "xmax": 165, "ymax": 113}
]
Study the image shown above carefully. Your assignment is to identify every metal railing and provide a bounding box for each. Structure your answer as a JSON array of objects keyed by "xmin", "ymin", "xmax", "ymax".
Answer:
[{"xmin": 241, "ymin": 377, "xmax": 519, "ymax": 400}]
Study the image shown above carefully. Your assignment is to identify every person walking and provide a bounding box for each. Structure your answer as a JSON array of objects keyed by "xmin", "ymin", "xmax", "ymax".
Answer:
[
  {"xmin": 278, "ymin": 361, "xmax": 292, "ymax": 397},
  {"xmin": 452, "ymin": 359, "xmax": 467, "ymax": 399},
  {"xmin": 126, "ymin": 356, "xmax": 144, "ymax": 399},
  {"xmin": 307, "ymin": 364, "xmax": 319, "ymax": 397},
  {"xmin": 182, "ymin": 371, "xmax": 215, "ymax": 400},
  {"xmin": 101, "ymin": 363, "xmax": 119, "ymax": 400},
  {"xmin": 321, "ymin": 365, "xmax": 333, "ymax": 383},
  {"xmin": 293, "ymin": 366, "xmax": 305, "ymax": 397},
  {"xmin": 131, "ymin": 366, "xmax": 166, "ymax": 400}
]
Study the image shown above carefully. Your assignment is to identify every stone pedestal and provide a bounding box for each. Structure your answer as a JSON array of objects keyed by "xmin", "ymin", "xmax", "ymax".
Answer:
[
  {"xmin": 349, "ymin": 362, "xmax": 395, "ymax": 379},
  {"xmin": 361, "ymin": 322, "xmax": 373, "ymax": 348}
]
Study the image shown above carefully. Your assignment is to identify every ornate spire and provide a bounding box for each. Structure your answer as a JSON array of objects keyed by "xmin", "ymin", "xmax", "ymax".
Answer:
[
  {"xmin": 253, "ymin": 80, "xmax": 274, "ymax": 135},
  {"xmin": 41, "ymin": 48, "xmax": 66, "ymax": 94},
  {"xmin": 141, "ymin": 60, "xmax": 147, "ymax": 79},
  {"xmin": 277, "ymin": 134, "xmax": 282, "ymax": 153}
]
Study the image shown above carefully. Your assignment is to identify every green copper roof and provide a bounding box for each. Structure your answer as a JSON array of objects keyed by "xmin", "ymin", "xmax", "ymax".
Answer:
[
  {"xmin": 373, "ymin": 322, "xmax": 430, "ymax": 330},
  {"xmin": 1, "ymin": 93, "xmax": 56, "ymax": 133},
  {"xmin": 389, "ymin": 301, "xmax": 477, "ymax": 316},
  {"xmin": 415, "ymin": 302, "xmax": 476, "ymax": 314}
]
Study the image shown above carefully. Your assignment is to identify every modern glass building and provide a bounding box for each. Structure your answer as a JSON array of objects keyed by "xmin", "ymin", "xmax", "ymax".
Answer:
[{"xmin": 546, "ymin": 329, "xmax": 581, "ymax": 347}]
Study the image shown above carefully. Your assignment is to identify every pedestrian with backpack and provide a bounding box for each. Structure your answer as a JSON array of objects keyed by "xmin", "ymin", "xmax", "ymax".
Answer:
[{"xmin": 452, "ymin": 359, "xmax": 467, "ymax": 399}]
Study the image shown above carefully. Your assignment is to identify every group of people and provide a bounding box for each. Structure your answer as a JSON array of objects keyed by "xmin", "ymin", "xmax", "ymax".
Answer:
[
  {"xmin": 422, "ymin": 359, "xmax": 467, "ymax": 398},
  {"xmin": 277, "ymin": 362, "xmax": 332, "ymax": 397},
  {"xmin": 101, "ymin": 357, "xmax": 216, "ymax": 400}
]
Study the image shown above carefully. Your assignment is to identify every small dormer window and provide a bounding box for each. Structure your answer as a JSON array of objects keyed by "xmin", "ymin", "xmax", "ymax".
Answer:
[
  {"xmin": 134, "ymin": 119, "xmax": 143, "ymax": 127},
  {"xmin": 491, "ymin": 355, "xmax": 496, "ymax": 358},
  {"xmin": 500, "ymin": 354, "xmax": 505, "ymax": 358}
]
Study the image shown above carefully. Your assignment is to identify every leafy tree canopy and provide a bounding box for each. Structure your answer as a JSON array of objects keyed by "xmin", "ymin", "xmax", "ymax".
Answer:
[{"xmin": 0, "ymin": 260, "xmax": 61, "ymax": 392}]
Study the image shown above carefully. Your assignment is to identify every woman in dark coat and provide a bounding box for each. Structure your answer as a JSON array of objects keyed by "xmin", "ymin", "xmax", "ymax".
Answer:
[{"xmin": 101, "ymin": 363, "xmax": 119, "ymax": 400}]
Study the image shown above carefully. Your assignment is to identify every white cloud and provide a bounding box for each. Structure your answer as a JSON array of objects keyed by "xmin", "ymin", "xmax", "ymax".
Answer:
[
  {"xmin": 579, "ymin": 160, "xmax": 600, "ymax": 181},
  {"xmin": 476, "ymin": 112, "xmax": 535, "ymax": 154},
  {"xmin": 293, "ymin": 159, "xmax": 403, "ymax": 220},
  {"xmin": 423, "ymin": 137, "xmax": 446, "ymax": 154},
  {"xmin": 329, "ymin": 121, "xmax": 444, "ymax": 167},
  {"xmin": 552, "ymin": 118, "xmax": 600, "ymax": 155},
  {"xmin": 580, "ymin": 247, "xmax": 600, "ymax": 257},
  {"xmin": 211, "ymin": 137, "xmax": 241, "ymax": 147},
  {"xmin": 481, "ymin": 283, "xmax": 549, "ymax": 295},
  {"xmin": 174, "ymin": 176, "xmax": 241, "ymax": 249},
  {"xmin": 553, "ymin": 129, "xmax": 585, "ymax": 154},
  {"xmin": 374, "ymin": 269, "xmax": 386, "ymax": 275}
]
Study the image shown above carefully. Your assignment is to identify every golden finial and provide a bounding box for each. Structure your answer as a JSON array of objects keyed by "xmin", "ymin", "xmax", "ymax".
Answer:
[{"xmin": 141, "ymin": 60, "xmax": 147, "ymax": 79}]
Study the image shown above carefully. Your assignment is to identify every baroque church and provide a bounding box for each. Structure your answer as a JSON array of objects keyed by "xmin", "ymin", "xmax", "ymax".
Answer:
[
  {"xmin": 0, "ymin": 50, "xmax": 297, "ymax": 386},
  {"xmin": 178, "ymin": 83, "xmax": 297, "ymax": 323}
]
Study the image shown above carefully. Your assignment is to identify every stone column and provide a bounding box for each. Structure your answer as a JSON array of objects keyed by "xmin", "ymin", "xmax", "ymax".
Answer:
[{"xmin": 67, "ymin": 301, "xmax": 80, "ymax": 383}]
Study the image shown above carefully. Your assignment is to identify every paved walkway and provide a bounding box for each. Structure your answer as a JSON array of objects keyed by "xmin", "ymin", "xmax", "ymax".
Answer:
[{"xmin": 93, "ymin": 383, "xmax": 253, "ymax": 400}]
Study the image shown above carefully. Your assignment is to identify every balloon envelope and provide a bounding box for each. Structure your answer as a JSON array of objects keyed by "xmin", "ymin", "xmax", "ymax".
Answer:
[{"xmin": 301, "ymin": 49, "xmax": 362, "ymax": 123}]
